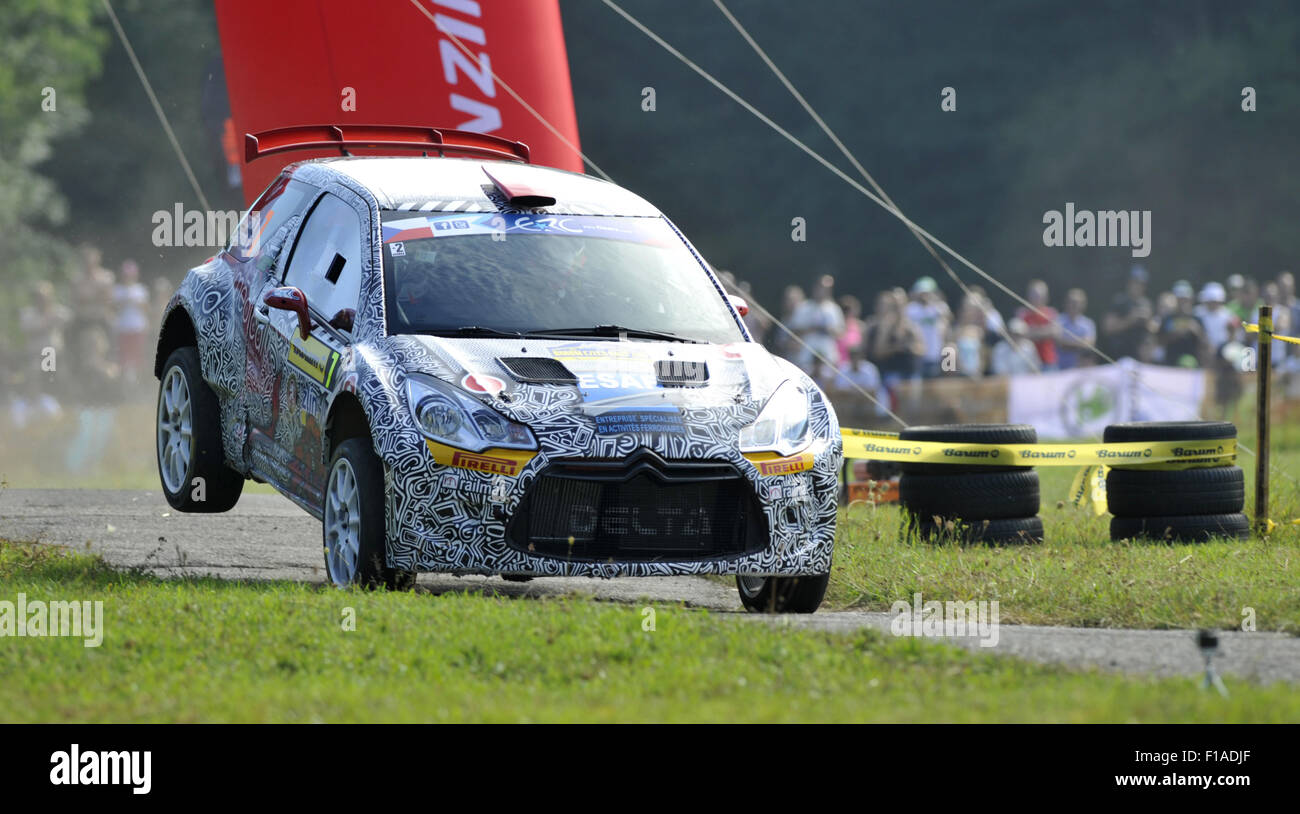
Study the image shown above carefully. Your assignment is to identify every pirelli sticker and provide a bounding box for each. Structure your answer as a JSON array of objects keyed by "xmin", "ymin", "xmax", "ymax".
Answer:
[
  {"xmin": 425, "ymin": 439, "xmax": 536, "ymax": 477},
  {"xmin": 744, "ymin": 451, "xmax": 815, "ymax": 477},
  {"xmin": 289, "ymin": 329, "xmax": 341, "ymax": 389}
]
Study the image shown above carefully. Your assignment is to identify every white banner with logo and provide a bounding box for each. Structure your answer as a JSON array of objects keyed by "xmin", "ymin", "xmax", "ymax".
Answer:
[{"xmin": 1008, "ymin": 358, "xmax": 1205, "ymax": 439}]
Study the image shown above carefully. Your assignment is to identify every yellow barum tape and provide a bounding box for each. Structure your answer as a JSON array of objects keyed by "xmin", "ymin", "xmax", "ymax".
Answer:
[
  {"xmin": 840, "ymin": 428, "xmax": 1235, "ymax": 469},
  {"xmin": 1244, "ymin": 322, "xmax": 1300, "ymax": 345},
  {"xmin": 1068, "ymin": 464, "xmax": 1110, "ymax": 516}
]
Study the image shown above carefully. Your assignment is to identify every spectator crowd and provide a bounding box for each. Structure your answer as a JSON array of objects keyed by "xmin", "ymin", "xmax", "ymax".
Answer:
[
  {"xmin": 719, "ymin": 265, "xmax": 1297, "ymax": 416},
  {"xmin": 6, "ymin": 247, "xmax": 173, "ymax": 443}
]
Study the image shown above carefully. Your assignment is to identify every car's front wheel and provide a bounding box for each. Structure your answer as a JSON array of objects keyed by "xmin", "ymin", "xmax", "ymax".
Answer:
[
  {"xmin": 323, "ymin": 437, "xmax": 416, "ymax": 590},
  {"xmin": 156, "ymin": 346, "xmax": 244, "ymax": 512},
  {"xmin": 736, "ymin": 573, "xmax": 829, "ymax": 613}
]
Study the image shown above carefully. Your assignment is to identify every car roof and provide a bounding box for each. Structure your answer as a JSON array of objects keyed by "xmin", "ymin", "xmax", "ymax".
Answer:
[{"xmin": 299, "ymin": 156, "xmax": 661, "ymax": 217}]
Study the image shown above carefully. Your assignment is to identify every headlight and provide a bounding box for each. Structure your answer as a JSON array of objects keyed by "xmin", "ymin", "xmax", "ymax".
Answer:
[
  {"xmin": 404, "ymin": 373, "xmax": 536, "ymax": 452},
  {"xmin": 738, "ymin": 380, "xmax": 811, "ymax": 456}
]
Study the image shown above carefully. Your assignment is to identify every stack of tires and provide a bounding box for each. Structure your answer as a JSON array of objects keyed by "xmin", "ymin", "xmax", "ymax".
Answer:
[
  {"xmin": 898, "ymin": 424, "xmax": 1044, "ymax": 545},
  {"xmin": 1105, "ymin": 421, "xmax": 1250, "ymax": 542}
]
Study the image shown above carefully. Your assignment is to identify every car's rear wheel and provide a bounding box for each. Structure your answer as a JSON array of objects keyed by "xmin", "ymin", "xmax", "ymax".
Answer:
[
  {"xmin": 323, "ymin": 437, "xmax": 416, "ymax": 590},
  {"xmin": 736, "ymin": 573, "xmax": 829, "ymax": 613},
  {"xmin": 156, "ymin": 346, "xmax": 243, "ymax": 512}
]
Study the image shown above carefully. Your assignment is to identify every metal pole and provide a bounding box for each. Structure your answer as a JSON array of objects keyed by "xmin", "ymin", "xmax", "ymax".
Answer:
[{"xmin": 1255, "ymin": 305, "xmax": 1272, "ymax": 536}]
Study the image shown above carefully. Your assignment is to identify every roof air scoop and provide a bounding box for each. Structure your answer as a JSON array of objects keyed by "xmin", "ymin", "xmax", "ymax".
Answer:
[{"xmin": 483, "ymin": 167, "xmax": 557, "ymax": 208}]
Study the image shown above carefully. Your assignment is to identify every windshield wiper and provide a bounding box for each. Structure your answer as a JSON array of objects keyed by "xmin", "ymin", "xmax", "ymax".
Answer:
[
  {"xmin": 418, "ymin": 326, "xmax": 525, "ymax": 339},
  {"xmin": 525, "ymin": 325, "xmax": 701, "ymax": 343}
]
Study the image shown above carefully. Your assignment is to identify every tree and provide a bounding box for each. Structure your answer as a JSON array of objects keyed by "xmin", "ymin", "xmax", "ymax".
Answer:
[{"xmin": 0, "ymin": 0, "xmax": 106, "ymax": 337}]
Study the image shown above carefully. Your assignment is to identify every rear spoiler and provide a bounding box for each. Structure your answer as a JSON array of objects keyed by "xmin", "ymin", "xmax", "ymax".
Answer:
[{"xmin": 243, "ymin": 124, "xmax": 530, "ymax": 164}]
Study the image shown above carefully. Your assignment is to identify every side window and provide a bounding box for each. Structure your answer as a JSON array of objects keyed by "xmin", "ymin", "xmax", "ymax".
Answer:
[
  {"xmin": 227, "ymin": 175, "xmax": 317, "ymax": 263},
  {"xmin": 282, "ymin": 193, "xmax": 364, "ymax": 323}
]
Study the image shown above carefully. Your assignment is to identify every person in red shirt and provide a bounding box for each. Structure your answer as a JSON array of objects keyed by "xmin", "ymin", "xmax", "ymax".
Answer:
[{"xmin": 1016, "ymin": 279, "xmax": 1061, "ymax": 371}]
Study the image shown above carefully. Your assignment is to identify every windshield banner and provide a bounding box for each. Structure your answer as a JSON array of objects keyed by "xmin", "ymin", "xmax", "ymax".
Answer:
[{"xmin": 382, "ymin": 213, "xmax": 666, "ymax": 246}]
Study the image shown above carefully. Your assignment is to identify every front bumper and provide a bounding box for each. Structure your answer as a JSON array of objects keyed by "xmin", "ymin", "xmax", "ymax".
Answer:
[{"xmin": 382, "ymin": 430, "xmax": 841, "ymax": 578}]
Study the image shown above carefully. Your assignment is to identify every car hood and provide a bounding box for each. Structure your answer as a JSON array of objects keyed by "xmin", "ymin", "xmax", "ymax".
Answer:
[{"xmin": 387, "ymin": 334, "xmax": 795, "ymax": 427}]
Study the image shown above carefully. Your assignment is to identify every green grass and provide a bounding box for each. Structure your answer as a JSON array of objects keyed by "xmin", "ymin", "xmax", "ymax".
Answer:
[
  {"xmin": 827, "ymin": 436, "xmax": 1300, "ymax": 631},
  {"xmin": 2, "ymin": 541, "xmax": 1298, "ymax": 723}
]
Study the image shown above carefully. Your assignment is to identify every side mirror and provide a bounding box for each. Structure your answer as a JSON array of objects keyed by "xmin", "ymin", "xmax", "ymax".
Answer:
[
  {"xmin": 727, "ymin": 294, "xmax": 750, "ymax": 317},
  {"xmin": 264, "ymin": 286, "xmax": 313, "ymax": 338}
]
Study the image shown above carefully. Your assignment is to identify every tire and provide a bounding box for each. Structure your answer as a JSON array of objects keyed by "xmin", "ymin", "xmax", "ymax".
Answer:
[
  {"xmin": 736, "ymin": 573, "xmax": 829, "ymax": 613},
  {"xmin": 1110, "ymin": 512, "xmax": 1251, "ymax": 542},
  {"xmin": 899, "ymin": 423, "xmax": 1036, "ymax": 475},
  {"xmin": 323, "ymin": 437, "xmax": 417, "ymax": 590},
  {"xmin": 899, "ymin": 471, "xmax": 1040, "ymax": 520},
  {"xmin": 1103, "ymin": 420, "xmax": 1236, "ymax": 443},
  {"xmin": 913, "ymin": 515, "xmax": 1044, "ymax": 545},
  {"xmin": 156, "ymin": 346, "xmax": 244, "ymax": 512},
  {"xmin": 1106, "ymin": 466, "xmax": 1244, "ymax": 517}
]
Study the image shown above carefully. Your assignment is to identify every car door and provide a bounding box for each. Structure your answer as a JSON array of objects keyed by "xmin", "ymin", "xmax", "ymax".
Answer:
[
  {"xmin": 250, "ymin": 191, "xmax": 365, "ymax": 511},
  {"xmin": 222, "ymin": 173, "xmax": 318, "ymax": 465}
]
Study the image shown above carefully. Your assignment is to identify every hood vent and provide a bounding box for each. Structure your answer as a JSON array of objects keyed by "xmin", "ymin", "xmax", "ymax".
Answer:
[
  {"xmin": 655, "ymin": 360, "xmax": 708, "ymax": 387},
  {"xmin": 497, "ymin": 356, "xmax": 577, "ymax": 385}
]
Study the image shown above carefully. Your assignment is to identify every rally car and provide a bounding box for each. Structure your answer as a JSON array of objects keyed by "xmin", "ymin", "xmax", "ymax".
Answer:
[{"xmin": 154, "ymin": 125, "xmax": 840, "ymax": 612}]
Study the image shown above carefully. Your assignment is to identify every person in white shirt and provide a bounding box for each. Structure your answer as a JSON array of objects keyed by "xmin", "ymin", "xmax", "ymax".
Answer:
[
  {"xmin": 1194, "ymin": 282, "xmax": 1237, "ymax": 352},
  {"xmin": 990, "ymin": 318, "xmax": 1042, "ymax": 376},
  {"xmin": 113, "ymin": 259, "xmax": 151, "ymax": 384},
  {"xmin": 1056, "ymin": 288, "xmax": 1097, "ymax": 369},
  {"xmin": 905, "ymin": 276, "xmax": 951, "ymax": 377},
  {"xmin": 789, "ymin": 274, "xmax": 845, "ymax": 373},
  {"xmin": 832, "ymin": 346, "xmax": 890, "ymax": 417}
]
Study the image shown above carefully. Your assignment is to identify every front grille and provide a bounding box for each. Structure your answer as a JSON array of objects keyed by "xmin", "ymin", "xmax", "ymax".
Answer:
[
  {"xmin": 507, "ymin": 450, "xmax": 767, "ymax": 561},
  {"xmin": 497, "ymin": 356, "xmax": 577, "ymax": 385}
]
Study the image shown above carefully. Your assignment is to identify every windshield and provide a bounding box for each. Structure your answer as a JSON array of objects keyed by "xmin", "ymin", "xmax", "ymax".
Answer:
[{"xmin": 380, "ymin": 212, "xmax": 744, "ymax": 344}]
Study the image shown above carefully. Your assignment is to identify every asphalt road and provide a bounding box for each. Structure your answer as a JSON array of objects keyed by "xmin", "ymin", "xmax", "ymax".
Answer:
[{"xmin": 3, "ymin": 488, "xmax": 1298, "ymax": 684}]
